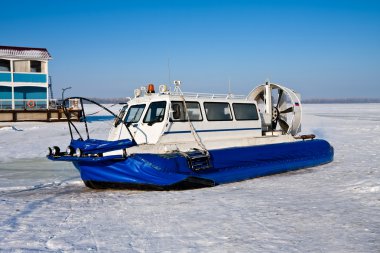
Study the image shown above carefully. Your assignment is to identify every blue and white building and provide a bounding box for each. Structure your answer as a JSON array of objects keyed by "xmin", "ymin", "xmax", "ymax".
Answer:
[{"xmin": 0, "ymin": 46, "xmax": 52, "ymax": 110}]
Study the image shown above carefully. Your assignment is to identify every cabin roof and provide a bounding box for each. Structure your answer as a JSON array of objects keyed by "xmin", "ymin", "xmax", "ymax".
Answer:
[
  {"xmin": 0, "ymin": 45, "xmax": 52, "ymax": 60},
  {"xmin": 129, "ymin": 93, "xmax": 252, "ymax": 105}
]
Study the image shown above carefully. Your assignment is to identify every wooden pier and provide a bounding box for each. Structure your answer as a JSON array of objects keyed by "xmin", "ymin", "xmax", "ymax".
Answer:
[{"xmin": 0, "ymin": 109, "xmax": 82, "ymax": 122}]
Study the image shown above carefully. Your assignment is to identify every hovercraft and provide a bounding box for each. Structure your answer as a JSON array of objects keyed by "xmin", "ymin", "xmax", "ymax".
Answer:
[{"xmin": 47, "ymin": 81, "xmax": 334, "ymax": 189}]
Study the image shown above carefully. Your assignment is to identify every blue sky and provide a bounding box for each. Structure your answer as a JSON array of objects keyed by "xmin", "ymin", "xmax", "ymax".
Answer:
[{"xmin": 1, "ymin": 0, "xmax": 379, "ymax": 98}]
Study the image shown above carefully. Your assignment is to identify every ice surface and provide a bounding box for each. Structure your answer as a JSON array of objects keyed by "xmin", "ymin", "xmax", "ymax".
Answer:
[{"xmin": 0, "ymin": 104, "xmax": 379, "ymax": 252}]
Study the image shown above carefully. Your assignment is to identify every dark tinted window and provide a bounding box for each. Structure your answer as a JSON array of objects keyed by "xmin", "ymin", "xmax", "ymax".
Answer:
[
  {"xmin": 0, "ymin": 59, "xmax": 10, "ymax": 71},
  {"xmin": 233, "ymin": 103, "xmax": 259, "ymax": 120},
  {"xmin": 30, "ymin": 61, "xmax": 42, "ymax": 72},
  {"xmin": 171, "ymin": 102, "xmax": 185, "ymax": 121},
  {"xmin": 204, "ymin": 102, "xmax": 232, "ymax": 121}
]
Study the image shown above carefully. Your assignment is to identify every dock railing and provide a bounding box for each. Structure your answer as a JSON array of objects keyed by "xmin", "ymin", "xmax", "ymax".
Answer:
[
  {"xmin": 0, "ymin": 100, "xmax": 12, "ymax": 110},
  {"xmin": 0, "ymin": 99, "xmax": 81, "ymax": 110},
  {"xmin": 0, "ymin": 99, "xmax": 48, "ymax": 110}
]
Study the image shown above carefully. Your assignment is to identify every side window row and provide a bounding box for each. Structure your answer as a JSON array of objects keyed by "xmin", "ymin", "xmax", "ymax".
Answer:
[
  {"xmin": 118, "ymin": 101, "xmax": 259, "ymax": 127},
  {"xmin": 0, "ymin": 59, "xmax": 46, "ymax": 73},
  {"xmin": 172, "ymin": 101, "xmax": 259, "ymax": 122}
]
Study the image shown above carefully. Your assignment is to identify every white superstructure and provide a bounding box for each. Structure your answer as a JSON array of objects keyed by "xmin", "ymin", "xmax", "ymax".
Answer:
[{"xmin": 107, "ymin": 81, "xmax": 302, "ymax": 154}]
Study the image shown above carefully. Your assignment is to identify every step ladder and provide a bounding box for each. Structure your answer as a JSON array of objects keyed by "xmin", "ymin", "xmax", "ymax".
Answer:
[{"xmin": 182, "ymin": 149, "xmax": 212, "ymax": 171}]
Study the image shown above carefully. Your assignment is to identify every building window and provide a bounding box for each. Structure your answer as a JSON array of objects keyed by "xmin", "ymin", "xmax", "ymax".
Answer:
[
  {"xmin": 14, "ymin": 86, "xmax": 47, "ymax": 99},
  {"xmin": 204, "ymin": 102, "xmax": 233, "ymax": 121},
  {"xmin": 13, "ymin": 60, "xmax": 46, "ymax": 73},
  {"xmin": 143, "ymin": 101, "xmax": 166, "ymax": 124},
  {"xmin": 0, "ymin": 59, "xmax": 10, "ymax": 71},
  {"xmin": 30, "ymin": 61, "xmax": 42, "ymax": 72},
  {"xmin": 0, "ymin": 86, "xmax": 12, "ymax": 99},
  {"xmin": 233, "ymin": 103, "xmax": 259, "ymax": 120},
  {"xmin": 13, "ymin": 60, "xmax": 30, "ymax": 72},
  {"xmin": 171, "ymin": 101, "xmax": 203, "ymax": 121}
]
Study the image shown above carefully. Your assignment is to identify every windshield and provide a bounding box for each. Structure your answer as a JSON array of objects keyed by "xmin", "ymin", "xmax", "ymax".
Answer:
[
  {"xmin": 125, "ymin": 104, "xmax": 146, "ymax": 124},
  {"xmin": 113, "ymin": 105, "xmax": 128, "ymax": 127},
  {"xmin": 143, "ymin": 101, "xmax": 167, "ymax": 124}
]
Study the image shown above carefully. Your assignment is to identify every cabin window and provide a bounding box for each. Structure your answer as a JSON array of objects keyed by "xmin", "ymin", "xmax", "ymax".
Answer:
[
  {"xmin": 143, "ymin": 101, "xmax": 166, "ymax": 124},
  {"xmin": 0, "ymin": 59, "xmax": 10, "ymax": 71},
  {"xmin": 125, "ymin": 104, "xmax": 146, "ymax": 123},
  {"xmin": 113, "ymin": 105, "xmax": 128, "ymax": 127},
  {"xmin": 171, "ymin": 101, "xmax": 203, "ymax": 121},
  {"xmin": 186, "ymin": 102, "xmax": 203, "ymax": 121},
  {"xmin": 233, "ymin": 103, "xmax": 259, "ymax": 120},
  {"xmin": 204, "ymin": 102, "xmax": 232, "ymax": 121}
]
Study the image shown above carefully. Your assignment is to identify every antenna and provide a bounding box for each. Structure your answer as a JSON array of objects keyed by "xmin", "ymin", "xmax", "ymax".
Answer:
[
  {"xmin": 228, "ymin": 76, "xmax": 231, "ymax": 95},
  {"xmin": 167, "ymin": 58, "xmax": 171, "ymax": 86}
]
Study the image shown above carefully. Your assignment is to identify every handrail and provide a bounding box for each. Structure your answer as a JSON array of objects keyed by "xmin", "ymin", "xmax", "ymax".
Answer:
[
  {"xmin": 62, "ymin": 97, "xmax": 136, "ymax": 144},
  {"xmin": 170, "ymin": 92, "xmax": 246, "ymax": 99}
]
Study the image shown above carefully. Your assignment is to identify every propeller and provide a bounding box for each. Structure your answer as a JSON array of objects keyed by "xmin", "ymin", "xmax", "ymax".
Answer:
[
  {"xmin": 247, "ymin": 82, "xmax": 302, "ymax": 136},
  {"xmin": 271, "ymin": 88, "xmax": 296, "ymax": 133}
]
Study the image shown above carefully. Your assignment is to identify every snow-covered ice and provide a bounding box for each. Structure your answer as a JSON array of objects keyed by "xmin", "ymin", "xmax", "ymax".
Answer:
[{"xmin": 0, "ymin": 104, "xmax": 379, "ymax": 252}]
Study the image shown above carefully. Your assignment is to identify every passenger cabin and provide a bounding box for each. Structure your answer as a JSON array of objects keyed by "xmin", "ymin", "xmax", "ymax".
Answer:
[
  {"xmin": 0, "ymin": 46, "xmax": 51, "ymax": 110},
  {"xmin": 108, "ymin": 84, "xmax": 265, "ymax": 150}
]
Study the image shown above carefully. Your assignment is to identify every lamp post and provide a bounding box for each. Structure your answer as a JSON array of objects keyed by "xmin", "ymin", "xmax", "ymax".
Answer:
[
  {"xmin": 62, "ymin": 86, "xmax": 72, "ymax": 100},
  {"xmin": 61, "ymin": 86, "xmax": 72, "ymax": 106}
]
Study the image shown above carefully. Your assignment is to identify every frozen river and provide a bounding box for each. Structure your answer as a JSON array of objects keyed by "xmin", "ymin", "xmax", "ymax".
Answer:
[{"xmin": 0, "ymin": 104, "xmax": 379, "ymax": 252}]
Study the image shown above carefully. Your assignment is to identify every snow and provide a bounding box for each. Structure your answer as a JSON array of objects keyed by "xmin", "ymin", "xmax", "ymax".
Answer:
[{"xmin": 0, "ymin": 104, "xmax": 379, "ymax": 252}]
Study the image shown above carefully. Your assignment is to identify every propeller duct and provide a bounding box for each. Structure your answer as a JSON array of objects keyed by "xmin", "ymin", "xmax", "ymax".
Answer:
[{"xmin": 247, "ymin": 82, "xmax": 302, "ymax": 136}]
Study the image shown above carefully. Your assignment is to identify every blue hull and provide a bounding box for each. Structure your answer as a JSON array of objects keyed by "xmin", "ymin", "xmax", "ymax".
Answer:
[{"xmin": 62, "ymin": 139, "xmax": 334, "ymax": 189}]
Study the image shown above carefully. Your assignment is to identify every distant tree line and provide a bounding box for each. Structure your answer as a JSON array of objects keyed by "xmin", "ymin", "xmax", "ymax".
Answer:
[
  {"xmin": 302, "ymin": 98, "xmax": 380, "ymax": 104},
  {"xmin": 81, "ymin": 97, "xmax": 380, "ymax": 104},
  {"xmin": 82, "ymin": 97, "xmax": 130, "ymax": 104}
]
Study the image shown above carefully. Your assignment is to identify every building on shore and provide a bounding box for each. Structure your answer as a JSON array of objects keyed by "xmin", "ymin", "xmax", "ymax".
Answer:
[
  {"xmin": 0, "ymin": 46, "xmax": 51, "ymax": 110},
  {"xmin": 0, "ymin": 45, "xmax": 81, "ymax": 122}
]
